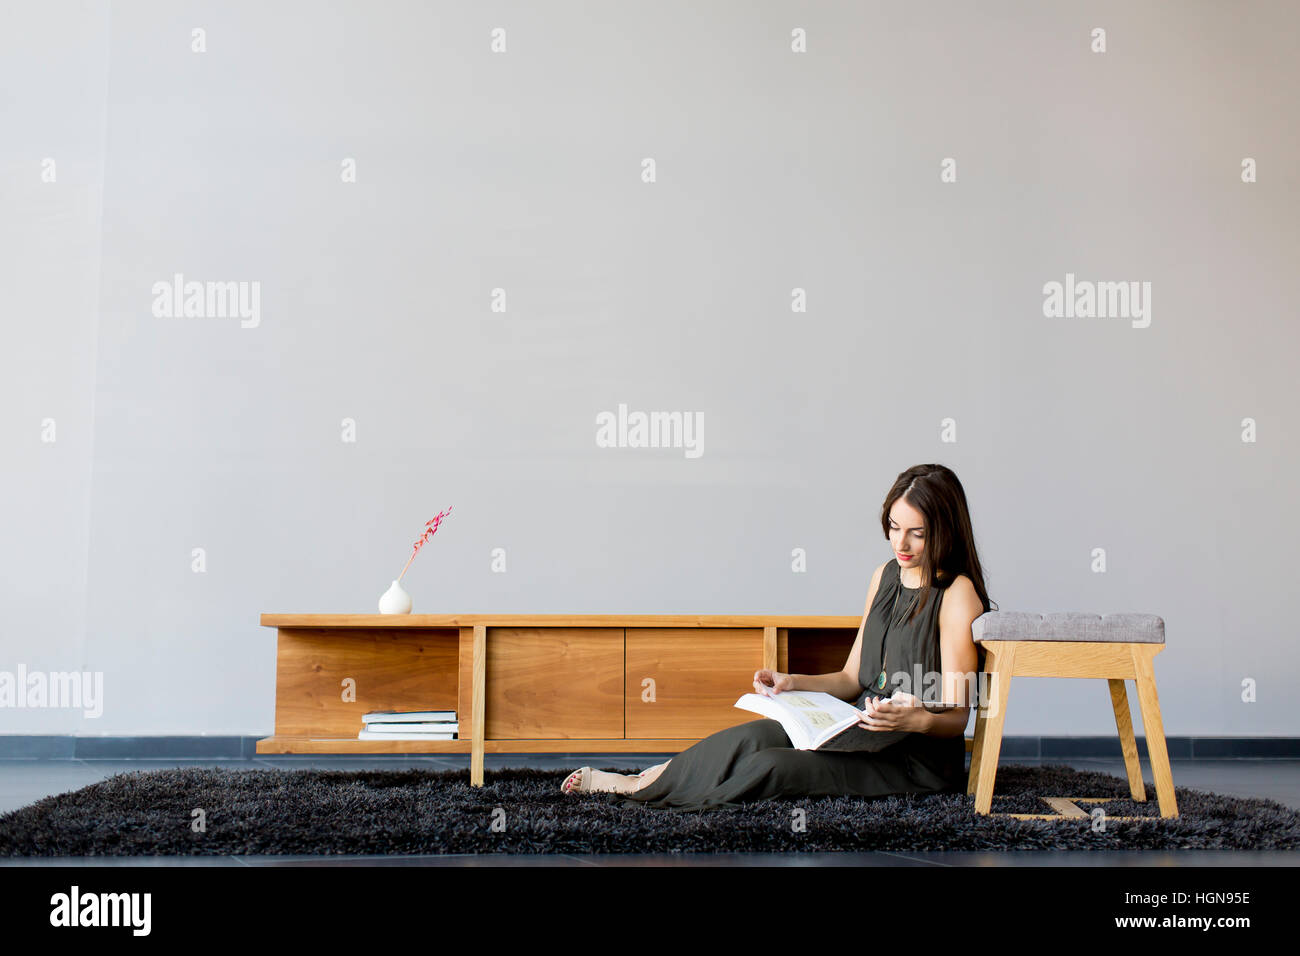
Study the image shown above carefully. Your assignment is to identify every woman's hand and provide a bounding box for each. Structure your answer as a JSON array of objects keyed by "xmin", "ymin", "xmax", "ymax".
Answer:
[
  {"xmin": 753, "ymin": 669, "xmax": 794, "ymax": 697},
  {"xmin": 857, "ymin": 691, "xmax": 929, "ymax": 733}
]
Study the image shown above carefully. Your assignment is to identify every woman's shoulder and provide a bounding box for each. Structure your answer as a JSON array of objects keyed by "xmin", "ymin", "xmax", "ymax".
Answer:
[
  {"xmin": 937, "ymin": 572, "xmax": 983, "ymax": 618},
  {"xmin": 935, "ymin": 572, "xmax": 977, "ymax": 595},
  {"xmin": 935, "ymin": 574, "xmax": 977, "ymax": 598},
  {"xmin": 867, "ymin": 559, "xmax": 890, "ymax": 597},
  {"xmin": 862, "ymin": 559, "xmax": 899, "ymax": 609}
]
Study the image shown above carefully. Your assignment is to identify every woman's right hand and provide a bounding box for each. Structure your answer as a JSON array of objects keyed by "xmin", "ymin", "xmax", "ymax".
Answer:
[{"xmin": 753, "ymin": 669, "xmax": 795, "ymax": 697}]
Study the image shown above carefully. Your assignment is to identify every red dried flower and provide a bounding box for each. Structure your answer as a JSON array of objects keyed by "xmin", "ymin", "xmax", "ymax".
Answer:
[{"xmin": 397, "ymin": 506, "xmax": 452, "ymax": 581}]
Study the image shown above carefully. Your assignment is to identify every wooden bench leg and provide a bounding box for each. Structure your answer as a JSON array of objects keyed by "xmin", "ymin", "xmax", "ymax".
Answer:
[
  {"xmin": 1132, "ymin": 646, "xmax": 1178, "ymax": 818},
  {"xmin": 1108, "ymin": 678, "xmax": 1146, "ymax": 802},
  {"xmin": 967, "ymin": 697, "xmax": 987, "ymax": 796},
  {"xmin": 973, "ymin": 643, "xmax": 1015, "ymax": 815}
]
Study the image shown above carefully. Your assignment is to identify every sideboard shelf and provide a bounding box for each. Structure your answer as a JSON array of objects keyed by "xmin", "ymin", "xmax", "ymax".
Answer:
[{"xmin": 258, "ymin": 614, "xmax": 861, "ymax": 784}]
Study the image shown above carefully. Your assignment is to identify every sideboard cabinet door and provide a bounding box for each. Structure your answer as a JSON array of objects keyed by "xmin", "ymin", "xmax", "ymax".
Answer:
[
  {"xmin": 625, "ymin": 628, "xmax": 764, "ymax": 739},
  {"xmin": 484, "ymin": 627, "xmax": 624, "ymax": 739}
]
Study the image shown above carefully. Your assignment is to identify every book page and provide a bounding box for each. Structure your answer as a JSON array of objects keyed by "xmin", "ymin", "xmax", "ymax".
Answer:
[
  {"xmin": 775, "ymin": 693, "xmax": 851, "ymax": 728},
  {"xmin": 735, "ymin": 691, "xmax": 862, "ymax": 749},
  {"xmin": 775, "ymin": 692, "xmax": 862, "ymax": 724}
]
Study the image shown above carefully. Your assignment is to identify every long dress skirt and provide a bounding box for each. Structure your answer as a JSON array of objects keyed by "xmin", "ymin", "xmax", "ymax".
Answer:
[{"xmin": 618, "ymin": 717, "xmax": 965, "ymax": 812}]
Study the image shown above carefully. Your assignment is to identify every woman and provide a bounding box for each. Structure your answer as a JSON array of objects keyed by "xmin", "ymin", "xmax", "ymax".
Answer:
[{"xmin": 561, "ymin": 463, "xmax": 998, "ymax": 811}]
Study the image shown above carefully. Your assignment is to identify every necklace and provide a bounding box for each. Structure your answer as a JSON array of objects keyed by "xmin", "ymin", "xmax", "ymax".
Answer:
[{"xmin": 875, "ymin": 582, "xmax": 915, "ymax": 691}]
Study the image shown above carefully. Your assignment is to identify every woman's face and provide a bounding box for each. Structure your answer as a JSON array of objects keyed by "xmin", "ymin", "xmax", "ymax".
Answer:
[{"xmin": 888, "ymin": 499, "xmax": 926, "ymax": 568}]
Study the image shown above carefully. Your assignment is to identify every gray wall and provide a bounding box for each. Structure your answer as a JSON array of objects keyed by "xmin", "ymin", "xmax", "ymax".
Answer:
[{"xmin": 2, "ymin": 0, "xmax": 1296, "ymax": 739}]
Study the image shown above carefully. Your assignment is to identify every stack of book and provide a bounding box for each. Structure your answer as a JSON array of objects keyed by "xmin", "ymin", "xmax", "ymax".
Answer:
[{"xmin": 358, "ymin": 710, "xmax": 458, "ymax": 740}]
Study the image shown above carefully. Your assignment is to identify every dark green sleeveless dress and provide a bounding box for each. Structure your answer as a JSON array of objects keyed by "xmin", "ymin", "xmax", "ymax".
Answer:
[{"xmin": 620, "ymin": 557, "xmax": 978, "ymax": 812}]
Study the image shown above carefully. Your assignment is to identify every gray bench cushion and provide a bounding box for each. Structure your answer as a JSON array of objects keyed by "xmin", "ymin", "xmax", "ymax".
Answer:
[{"xmin": 972, "ymin": 611, "xmax": 1165, "ymax": 644}]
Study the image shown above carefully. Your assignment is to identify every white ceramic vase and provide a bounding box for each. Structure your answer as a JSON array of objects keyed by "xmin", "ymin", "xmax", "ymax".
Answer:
[{"xmin": 378, "ymin": 579, "xmax": 412, "ymax": 614}]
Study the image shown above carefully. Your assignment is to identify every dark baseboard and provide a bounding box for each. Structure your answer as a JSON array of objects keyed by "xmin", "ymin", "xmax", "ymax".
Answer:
[{"xmin": 1, "ymin": 735, "xmax": 1299, "ymax": 760}]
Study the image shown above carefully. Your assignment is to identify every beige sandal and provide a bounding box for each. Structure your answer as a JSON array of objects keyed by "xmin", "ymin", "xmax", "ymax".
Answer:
[{"xmin": 562, "ymin": 767, "xmax": 643, "ymax": 794}]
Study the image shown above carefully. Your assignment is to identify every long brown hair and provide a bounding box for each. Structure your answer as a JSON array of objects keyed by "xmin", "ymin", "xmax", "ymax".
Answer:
[{"xmin": 880, "ymin": 464, "xmax": 999, "ymax": 627}]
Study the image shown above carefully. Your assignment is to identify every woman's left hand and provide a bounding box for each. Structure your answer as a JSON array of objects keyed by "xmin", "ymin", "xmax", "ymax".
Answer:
[{"xmin": 857, "ymin": 691, "xmax": 928, "ymax": 733}]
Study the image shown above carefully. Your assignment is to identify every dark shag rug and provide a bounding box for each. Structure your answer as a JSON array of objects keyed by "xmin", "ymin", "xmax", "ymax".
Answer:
[{"xmin": 1, "ymin": 764, "xmax": 1296, "ymax": 856}]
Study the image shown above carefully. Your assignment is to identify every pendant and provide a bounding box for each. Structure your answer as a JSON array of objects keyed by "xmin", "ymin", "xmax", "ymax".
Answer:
[{"xmin": 876, "ymin": 670, "xmax": 886, "ymax": 690}]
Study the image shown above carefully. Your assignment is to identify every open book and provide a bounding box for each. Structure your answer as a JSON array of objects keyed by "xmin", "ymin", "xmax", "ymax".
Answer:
[{"xmin": 734, "ymin": 690, "xmax": 963, "ymax": 752}]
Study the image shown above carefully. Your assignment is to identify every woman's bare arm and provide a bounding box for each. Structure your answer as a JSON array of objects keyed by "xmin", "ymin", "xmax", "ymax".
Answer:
[{"xmin": 789, "ymin": 562, "xmax": 886, "ymax": 702}]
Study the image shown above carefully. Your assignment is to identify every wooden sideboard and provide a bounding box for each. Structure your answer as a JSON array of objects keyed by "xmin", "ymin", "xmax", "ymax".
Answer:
[{"xmin": 257, "ymin": 614, "xmax": 860, "ymax": 785}]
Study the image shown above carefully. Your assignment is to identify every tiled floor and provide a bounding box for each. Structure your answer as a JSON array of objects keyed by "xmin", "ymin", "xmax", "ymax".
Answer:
[{"xmin": 2, "ymin": 755, "xmax": 1298, "ymax": 867}]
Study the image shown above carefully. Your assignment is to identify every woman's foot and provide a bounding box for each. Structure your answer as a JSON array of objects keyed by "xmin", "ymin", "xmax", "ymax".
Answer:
[
  {"xmin": 561, "ymin": 767, "xmax": 589, "ymax": 793},
  {"xmin": 561, "ymin": 767, "xmax": 643, "ymax": 794}
]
